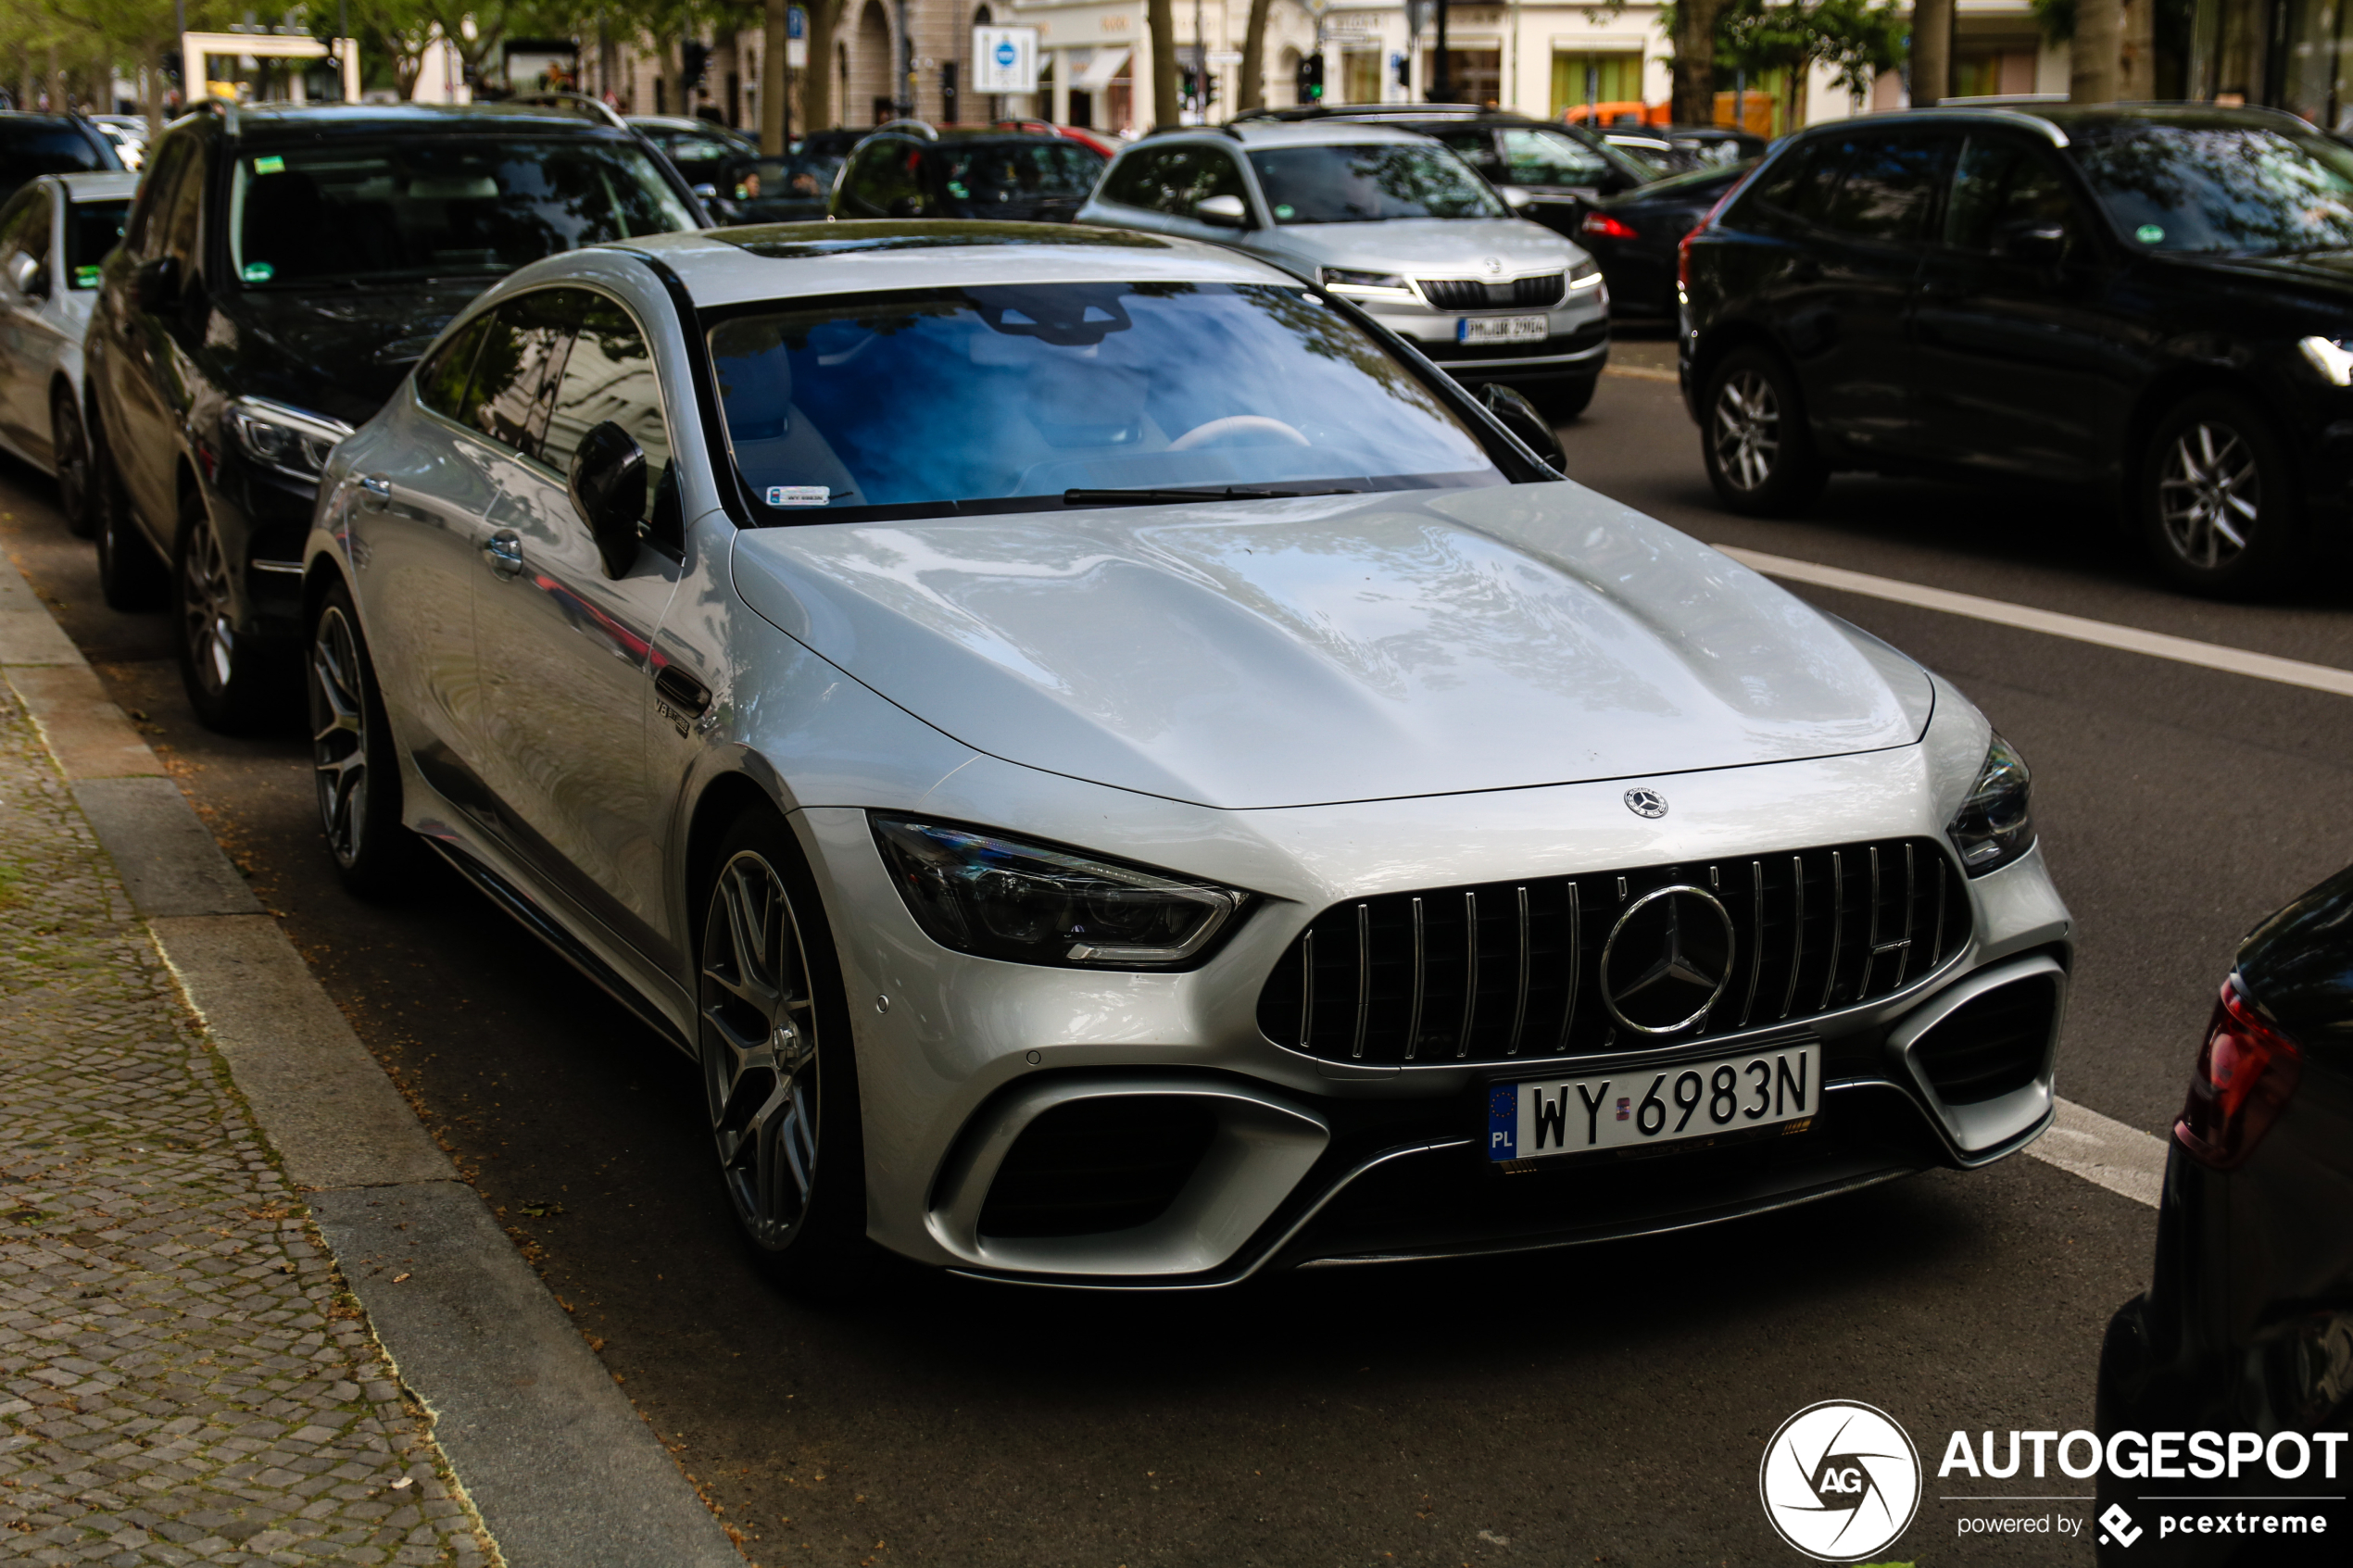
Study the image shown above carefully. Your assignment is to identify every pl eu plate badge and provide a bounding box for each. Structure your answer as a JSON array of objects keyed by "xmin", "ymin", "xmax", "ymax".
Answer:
[{"xmin": 1488, "ymin": 1082, "xmax": 1519, "ymax": 1161}]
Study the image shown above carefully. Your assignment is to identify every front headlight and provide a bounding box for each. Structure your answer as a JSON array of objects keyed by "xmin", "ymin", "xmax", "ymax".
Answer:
[
  {"xmin": 2298, "ymin": 335, "xmax": 2353, "ymax": 386},
  {"xmin": 1946, "ymin": 734, "xmax": 2034, "ymax": 877},
  {"xmin": 223, "ymin": 397, "xmax": 351, "ymax": 483},
  {"xmin": 871, "ymin": 816, "xmax": 1248, "ymax": 968},
  {"xmin": 1568, "ymin": 257, "xmax": 1604, "ymax": 288},
  {"xmin": 1319, "ymin": 267, "xmax": 1413, "ymax": 299}
]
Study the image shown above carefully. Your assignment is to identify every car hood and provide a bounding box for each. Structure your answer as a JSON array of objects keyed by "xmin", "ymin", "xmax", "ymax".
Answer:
[
  {"xmin": 728, "ymin": 483, "xmax": 1932, "ymax": 810},
  {"xmin": 1254, "ymin": 217, "xmax": 1586, "ymax": 275},
  {"xmin": 212, "ymin": 281, "xmax": 493, "ymax": 428}
]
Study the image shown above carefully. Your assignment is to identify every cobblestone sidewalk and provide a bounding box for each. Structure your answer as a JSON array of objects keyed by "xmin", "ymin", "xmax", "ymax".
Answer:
[{"xmin": 0, "ymin": 684, "xmax": 491, "ymax": 1567}]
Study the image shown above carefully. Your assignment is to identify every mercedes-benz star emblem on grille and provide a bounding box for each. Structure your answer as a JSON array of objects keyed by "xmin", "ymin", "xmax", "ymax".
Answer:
[
  {"xmin": 1600, "ymin": 885, "xmax": 1735, "ymax": 1035},
  {"xmin": 1624, "ymin": 787, "xmax": 1667, "ymax": 818},
  {"xmin": 1482, "ymin": 255, "xmax": 1505, "ymax": 276}
]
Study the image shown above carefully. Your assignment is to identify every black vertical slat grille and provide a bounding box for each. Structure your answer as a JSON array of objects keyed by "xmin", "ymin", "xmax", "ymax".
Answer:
[
  {"xmin": 1415, "ymin": 274, "xmax": 1567, "ymax": 310},
  {"xmin": 1256, "ymin": 837, "xmax": 1969, "ymax": 1066}
]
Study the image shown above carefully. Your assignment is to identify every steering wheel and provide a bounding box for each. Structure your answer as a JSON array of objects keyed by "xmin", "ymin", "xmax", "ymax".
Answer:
[{"xmin": 1167, "ymin": 414, "xmax": 1311, "ymax": 451}]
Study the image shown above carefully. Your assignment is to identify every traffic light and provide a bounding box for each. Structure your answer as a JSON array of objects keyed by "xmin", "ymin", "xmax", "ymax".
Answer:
[
  {"xmin": 1393, "ymin": 51, "xmax": 1409, "ymax": 87},
  {"xmin": 1203, "ymin": 65, "xmax": 1218, "ymax": 107},
  {"xmin": 1180, "ymin": 64, "xmax": 1200, "ymax": 109},
  {"xmin": 1297, "ymin": 53, "xmax": 1324, "ymax": 103},
  {"xmin": 681, "ymin": 41, "xmax": 712, "ymax": 93}
]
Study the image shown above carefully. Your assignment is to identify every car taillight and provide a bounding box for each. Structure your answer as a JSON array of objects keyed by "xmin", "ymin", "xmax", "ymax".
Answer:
[
  {"xmin": 1580, "ymin": 210, "xmax": 1638, "ymax": 241},
  {"xmin": 2175, "ymin": 977, "xmax": 2302, "ymax": 1170}
]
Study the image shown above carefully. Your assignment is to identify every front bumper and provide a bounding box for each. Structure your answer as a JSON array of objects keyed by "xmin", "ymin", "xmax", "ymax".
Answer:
[
  {"xmin": 1369, "ymin": 295, "xmax": 1611, "ymax": 383},
  {"xmin": 801, "ymin": 742, "xmax": 2073, "ymax": 1288},
  {"xmin": 197, "ymin": 448, "xmax": 324, "ymax": 644}
]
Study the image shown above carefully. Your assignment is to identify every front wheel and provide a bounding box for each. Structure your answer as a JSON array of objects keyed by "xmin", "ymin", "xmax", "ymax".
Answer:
[
  {"xmin": 697, "ymin": 810, "xmax": 876, "ymax": 1298},
  {"xmin": 92, "ymin": 413, "xmax": 167, "ymax": 611},
  {"xmin": 51, "ymin": 387, "xmax": 94, "ymax": 538},
  {"xmin": 309, "ymin": 580, "xmax": 416, "ymax": 897},
  {"xmin": 175, "ymin": 491, "xmax": 283, "ymax": 733},
  {"xmin": 1700, "ymin": 345, "xmax": 1828, "ymax": 517},
  {"xmin": 2137, "ymin": 392, "xmax": 2303, "ymax": 598}
]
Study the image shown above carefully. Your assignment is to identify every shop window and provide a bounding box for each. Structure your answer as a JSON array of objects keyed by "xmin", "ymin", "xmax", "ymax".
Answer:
[{"xmin": 1552, "ymin": 52, "xmax": 1644, "ymax": 118}]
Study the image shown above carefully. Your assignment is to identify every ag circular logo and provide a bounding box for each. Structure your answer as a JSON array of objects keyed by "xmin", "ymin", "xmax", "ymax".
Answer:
[
  {"xmin": 1598, "ymin": 884, "xmax": 1732, "ymax": 1035},
  {"xmin": 1758, "ymin": 1400, "xmax": 1921, "ymax": 1562},
  {"xmin": 1624, "ymin": 786, "xmax": 1667, "ymax": 818}
]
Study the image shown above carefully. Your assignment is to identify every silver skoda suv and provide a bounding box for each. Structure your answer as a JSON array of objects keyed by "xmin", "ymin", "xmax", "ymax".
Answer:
[
  {"xmin": 1078, "ymin": 121, "xmax": 1611, "ymax": 416},
  {"xmin": 305, "ymin": 220, "xmax": 2069, "ymax": 1293}
]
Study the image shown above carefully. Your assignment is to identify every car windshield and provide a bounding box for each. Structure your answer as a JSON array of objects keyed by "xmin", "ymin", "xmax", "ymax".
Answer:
[
  {"xmin": 1247, "ymin": 144, "xmax": 1506, "ymax": 223},
  {"xmin": 706, "ymin": 280, "xmax": 1503, "ymax": 520},
  {"xmin": 228, "ymin": 138, "xmax": 695, "ymax": 287},
  {"xmin": 67, "ymin": 198, "xmax": 130, "ymax": 285},
  {"xmin": 724, "ymin": 155, "xmax": 838, "ymax": 202},
  {"xmin": 939, "ymin": 142, "xmax": 1104, "ymax": 200},
  {"xmin": 2070, "ymin": 122, "xmax": 2353, "ymax": 256},
  {"xmin": 0, "ymin": 122, "xmax": 111, "ymax": 183}
]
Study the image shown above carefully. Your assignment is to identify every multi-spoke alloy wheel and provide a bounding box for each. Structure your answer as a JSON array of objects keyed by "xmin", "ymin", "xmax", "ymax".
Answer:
[
  {"xmin": 309, "ymin": 604, "xmax": 370, "ymax": 869},
  {"xmin": 700, "ymin": 849, "xmax": 825, "ymax": 1249},
  {"xmin": 1699, "ymin": 346, "xmax": 1824, "ymax": 516},
  {"xmin": 181, "ymin": 508, "xmax": 238, "ymax": 700},
  {"xmin": 2139, "ymin": 392, "xmax": 2300, "ymax": 598},
  {"xmin": 52, "ymin": 391, "xmax": 93, "ymax": 538},
  {"xmin": 1712, "ymin": 370, "xmax": 1780, "ymax": 494},
  {"xmin": 2156, "ymin": 420, "xmax": 2259, "ymax": 571}
]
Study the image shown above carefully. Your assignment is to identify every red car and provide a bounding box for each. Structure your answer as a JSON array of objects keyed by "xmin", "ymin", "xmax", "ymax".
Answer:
[{"xmin": 993, "ymin": 119, "xmax": 1117, "ymax": 158}]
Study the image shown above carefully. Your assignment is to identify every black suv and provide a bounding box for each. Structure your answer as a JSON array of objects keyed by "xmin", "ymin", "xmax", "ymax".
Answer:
[
  {"xmin": 0, "ymin": 112, "xmax": 122, "ymax": 205},
  {"xmin": 828, "ymin": 122, "xmax": 1106, "ymax": 222},
  {"xmin": 84, "ymin": 101, "xmax": 703, "ymax": 729},
  {"xmin": 1680, "ymin": 104, "xmax": 2353, "ymax": 596},
  {"xmin": 1230, "ymin": 104, "xmax": 1666, "ymax": 245}
]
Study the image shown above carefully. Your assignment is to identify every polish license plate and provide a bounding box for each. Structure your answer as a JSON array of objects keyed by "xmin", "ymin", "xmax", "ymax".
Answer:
[
  {"xmin": 1487, "ymin": 1045, "xmax": 1818, "ymax": 1162},
  {"xmin": 1457, "ymin": 314, "xmax": 1549, "ymax": 345}
]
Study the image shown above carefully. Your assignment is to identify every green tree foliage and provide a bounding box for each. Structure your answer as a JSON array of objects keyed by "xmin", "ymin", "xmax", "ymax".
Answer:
[{"xmin": 1717, "ymin": 0, "xmax": 1907, "ymax": 99}]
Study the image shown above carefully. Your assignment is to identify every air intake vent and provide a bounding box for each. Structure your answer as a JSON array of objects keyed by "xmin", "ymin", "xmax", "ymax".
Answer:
[
  {"xmin": 1419, "ymin": 277, "xmax": 1487, "ymax": 309},
  {"xmin": 1511, "ymin": 271, "xmax": 1566, "ymax": 307},
  {"xmin": 1910, "ymin": 973, "xmax": 2057, "ymax": 1104},
  {"xmin": 1256, "ymin": 838, "xmax": 1969, "ymax": 1066},
  {"xmin": 1416, "ymin": 274, "xmax": 1566, "ymax": 310},
  {"xmin": 976, "ymin": 1097, "xmax": 1217, "ymax": 1238}
]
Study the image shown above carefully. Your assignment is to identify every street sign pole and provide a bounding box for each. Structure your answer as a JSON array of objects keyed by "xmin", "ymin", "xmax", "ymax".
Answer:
[{"xmin": 1433, "ymin": 0, "xmax": 1449, "ymax": 103}]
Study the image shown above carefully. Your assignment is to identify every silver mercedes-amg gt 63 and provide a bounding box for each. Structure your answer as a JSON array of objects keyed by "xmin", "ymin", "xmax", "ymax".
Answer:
[{"xmin": 305, "ymin": 220, "xmax": 2070, "ymax": 1291}]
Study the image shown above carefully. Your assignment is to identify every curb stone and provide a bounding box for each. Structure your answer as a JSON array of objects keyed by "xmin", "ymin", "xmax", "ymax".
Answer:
[{"xmin": 1, "ymin": 554, "xmax": 742, "ymax": 1568}]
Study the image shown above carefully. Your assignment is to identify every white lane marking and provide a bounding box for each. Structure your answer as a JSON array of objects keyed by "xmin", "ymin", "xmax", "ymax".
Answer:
[
  {"xmin": 1718, "ymin": 545, "xmax": 2353, "ymax": 699},
  {"xmin": 1604, "ymin": 363, "xmax": 1680, "ymax": 383},
  {"xmin": 2032, "ymin": 1098, "xmax": 2167, "ymax": 1209}
]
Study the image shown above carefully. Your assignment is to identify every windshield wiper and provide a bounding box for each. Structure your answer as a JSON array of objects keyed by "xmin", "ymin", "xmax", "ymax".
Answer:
[{"xmin": 1062, "ymin": 485, "xmax": 1360, "ymax": 506}]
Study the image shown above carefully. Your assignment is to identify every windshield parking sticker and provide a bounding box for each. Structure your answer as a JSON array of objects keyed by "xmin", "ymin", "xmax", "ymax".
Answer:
[{"xmin": 766, "ymin": 485, "xmax": 830, "ymax": 507}]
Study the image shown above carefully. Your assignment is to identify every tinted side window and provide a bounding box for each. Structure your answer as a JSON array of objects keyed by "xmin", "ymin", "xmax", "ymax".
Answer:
[
  {"xmin": 124, "ymin": 137, "xmax": 190, "ymax": 258},
  {"xmin": 1102, "ymin": 147, "xmax": 1241, "ymax": 215},
  {"xmin": 1101, "ymin": 148, "xmax": 1180, "ymax": 208},
  {"xmin": 844, "ymin": 141, "xmax": 921, "ymax": 216},
  {"xmin": 1500, "ymin": 128, "xmax": 1610, "ymax": 186},
  {"xmin": 1735, "ymin": 141, "xmax": 1848, "ymax": 230},
  {"xmin": 0, "ymin": 188, "xmax": 46, "ymax": 264},
  {"xmin": 1818, "ymin": 134, "xmax": 1947, "ymax": 244},
  {"xmin": 1945, "ymin": 136, "xmax": 2080, "ymax": 254},
  {"xmin": 416, "ymin": 315, "xmax": 492, "ymax": 420},
  {"xmin": 1433, "ymin": 129, "xmax": 1502, "ymax": 176},
  {"xmin": 158, "ymin": 144, "xmax": 208, "ymax": 274},
  {"xmin": 542, "ymin": 296, "xmax": 675, "ymax": 546},
  {"xmin": 462, "ymin": 290, "xmax": 582, "ymax": 459}
]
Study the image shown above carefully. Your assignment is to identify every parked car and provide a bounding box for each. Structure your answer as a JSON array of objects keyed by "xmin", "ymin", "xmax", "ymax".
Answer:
[
  {"xmin": 0, "ymin": 170, "xmax": 137, "ymax": 533},
  {"xmin": 829, "ymin": 122, "xmax": 1104, "ymax": 221},
  {"xmin": 625, "ymin": 112, "xmax": 757, "ymax": 188},
  {"xmin": 704, "ymin": 150, "xmax": 840, "ymax": 223},
  {"xmin": 1577, "ymin": 158, "xmax": 1755, "ymax": 320},
  {"xmin": 90, "ymin": 118, "xmax": 147, "ymax": 171},
  {"xmin": 993, "ymin": 118, "xmax": 1118, "ymax": 158},
  {"xmin": 1679, "ymin": 103, "xmax": 2353, "ymax": 596},
  {"xmin": 1232, "ymin": 103, "xmax": 1667, "ymax": 247},
  {"xmin": 1080, "ymin": 120, "xmax": 1609, "ymax": 412},
  {"xmin": 2095, "ymin": 863, "xmax": 2352, "ymax": 1565},
  {"xmin": 305, "ymin": 220, "xmax": 2069, "ymax": 1296},
  {"xmin": 83, "ymin": 100, "xmax": 704, "ymax": 732},
  {"xmin": 0, "ymin": 112, "xmax": 123, "ymax": 206},
  {"xmin": 1657, "ymin": 124, "xmax": 1768, "ymax": 166}
]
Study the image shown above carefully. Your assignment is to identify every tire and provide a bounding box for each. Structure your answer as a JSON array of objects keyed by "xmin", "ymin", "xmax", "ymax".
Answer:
[
  {"xmin": 1700, "ymin": 344, "xmax": 1829, "ymax": 517},
  {"xmin": 696, "ymin": 809, "xmax": 877, "ymax": 1299},
  {"xmin": 2137, "ymin": 391, "xmax": 2304, "ymax": 598},
  {"xmin": 1540, "ymin": 375, "xmax": 1596, "ymax": 421},
  {"xmin": 91, "ymin": 411, "xmax": 167, "ymax": 611},
  {"xmin": 174, "ymin": 488, "xmax": 284, "ymax": 734},
  {"xmin": 308, "ymin": 580, "xmax": 418, "ymax": 897},
  {"xmin": 50, "ymin": 385, "xmax": 94, "ymax": 539}
]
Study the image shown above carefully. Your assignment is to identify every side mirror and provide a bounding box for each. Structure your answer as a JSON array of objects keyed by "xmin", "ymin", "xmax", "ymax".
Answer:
[
  {"xmin": 133, "ymin": 255, "xmax": 180, "ymax": 313},
  {"xmin": 1478, "ymin": 383, "xmax": 1566, "ymax": 475},
  {"xmin": 692, "ymin": 182, "xmax": 720, "ymax": 201},
  {"xmin": 1498, "ymin": 184, "xmax": 1533, "ymax": 210},
  {"xmin": 1993, "ymin": 220, "xmax": 2067, "ymax": 267},
  {"xmin": 1193, "ymin": 194, "xmax": 1250, "ymax": 229},
  {"xmin": 567, "ymin": 420, "xmax": 647, "ymax": 579},
  {"xmin": 6, "ymin": 250, "xmax": 45, "ymax": 297}
]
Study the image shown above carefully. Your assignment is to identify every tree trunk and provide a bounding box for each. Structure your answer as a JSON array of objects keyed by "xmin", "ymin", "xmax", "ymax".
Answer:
[
  {"xmin": 2072, "ymin": 0, "xmax": 2121, "ymax": 101},
  {"xmin": 1668, "ymin": 0, "xmax": 1727, "ymax": 126},
  {"xmin": 1911, "ymin": 0, "xmax": 1951, "ymax": 107},
  {"xmin": 1146, "ymin": 0, "xmax": 1178, "ymax": 129},
  {"xmin": 804, "ymin": 0, "xmax": 843, "ymax": 128},
  {"xmin": 1239, "ymin": 0, "xmax": 1274, "ymax": 111},
  {"xmin": 2119, "ymin": 0, "xmax": 2156, "ymax": 97},
  {"xmin": 763, "ymin": 0, "xmax": 790, "ymax": 149}
]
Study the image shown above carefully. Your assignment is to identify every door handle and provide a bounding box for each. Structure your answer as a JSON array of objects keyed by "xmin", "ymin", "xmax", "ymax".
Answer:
[
  {"xmin": 358, "ymin": 474, "xmax": 390, "ymax": 510},
  {"xmin": 484, "ymin": 529, "xmax": 524, "ymax": 579},
  {"xmin": 655, "ymin": 663, "xmax": 711, "ymax": 716}
]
